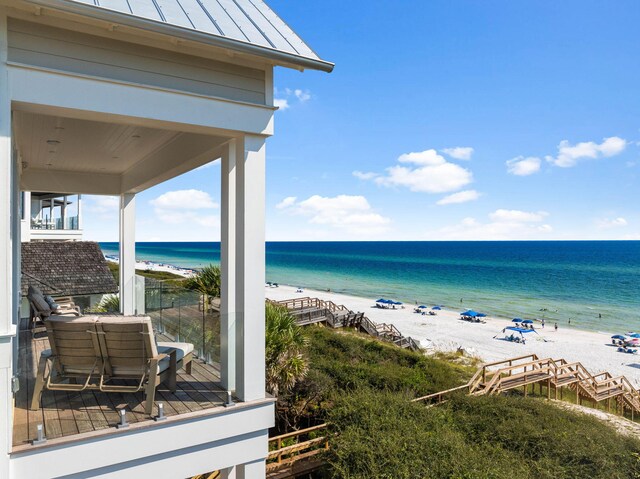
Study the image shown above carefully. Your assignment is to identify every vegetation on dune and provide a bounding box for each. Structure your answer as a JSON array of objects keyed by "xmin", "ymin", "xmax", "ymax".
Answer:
[
  {"xmin": 324, "ymin": 390, "xmax": 640, "ymax": 479},
  {"xmin": 265, "ymin": 303, "xmax": 309, "ymax": 397},
  {"xmin": 183, "ymin": 264, "xmax": 221, "ymax": 297},
  {"xmin": 275, "ymin": 326, "xmax": 474, "ymax": 432},
  {"xmin": 106, "ymin": 261, "xmax": 187, "ymax": 282},
  {"xmin": 272, "ymin": 326, "xmax": 640, "ymax": 478}
]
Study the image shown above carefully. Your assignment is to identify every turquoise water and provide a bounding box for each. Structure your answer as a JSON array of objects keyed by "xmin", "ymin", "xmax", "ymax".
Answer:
[{"xmin": 99, "ymin": 241, "xmax": 640, "ymax": 334}]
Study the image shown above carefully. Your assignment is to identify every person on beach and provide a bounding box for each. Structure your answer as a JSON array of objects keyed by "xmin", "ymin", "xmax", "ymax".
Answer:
[
  {"xmin": 541, "ymin": 319, "xmax": 545, "ymax": 329},
  {"xmin": 554, "ymin": 323, "xmax": 558, "ymax": 331}
]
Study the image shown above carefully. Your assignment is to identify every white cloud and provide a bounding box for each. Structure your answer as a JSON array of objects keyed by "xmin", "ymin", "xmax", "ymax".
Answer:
[
  {"xmin": 489, "ymin": 209, "xmax": 548, "ymax": 223},
  {"xmin": 373, "ymin": 149, "xmax": 473, "ymax": 194},
  {"xmin": 277, "ymin": 194, "xmax": 391, "ymax": 235},
  {"xmin": 441, "ymin": 147, "xmax": 474, "ymax": 160},
  {"xmin": 596, "ymin": 217, "xmax": 628, "ymax": 229},
  {"xmin": 274, "ymin": 98, "xmax": 289, "ymax": 110},
  {"xmin": 274, "ymin": 88, "xmax": 312, "ymax": 110},
  {"xmin": 506, "ymin": 156, "xmax": 541, "ymax": 176},
  {"xmin": 150, "ymin": 189, "xmax": 218, "ymax": 228},
  {"xmin": 276, "ymin": 196, "xmax": 297, "ymax": 209},
  {"xmin": 546, "ymin": 136, "xmax": 627, "ymax": 167},
  {"xmin": 150, "ymin": 189, "xmax": 218, "ymax": 210},
  {"xmin": 294, "ymin": 89, "xmax": 311, "ymax": 102},
  {"xmin": 424, "ymin": 209, "xmax": 553, "ymax": 240},
  {"xmin": 353, "ymin": 171, "xmax": 378, "ymax": 180},
  {"xmin": 84, "ymin": 195, "xmax": 119, "ymax": 215},
  {"xmin": 436, "ymin": 190, "xmax": 481, "ymax": 205}
]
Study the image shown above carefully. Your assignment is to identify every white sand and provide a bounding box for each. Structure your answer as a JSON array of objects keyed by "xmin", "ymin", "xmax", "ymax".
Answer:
[
  {"xmin": 266, "ymin": 285, "xmax": 640, "ymax": 387},
  {"xmin": 105, "ymin": 257, "xmax": 195, "ymax": 278}
]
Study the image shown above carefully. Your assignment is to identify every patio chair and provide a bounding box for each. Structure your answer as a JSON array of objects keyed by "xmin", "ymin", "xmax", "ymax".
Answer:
[
  {"xmin": 26, "ymin": 285, "xmax": 81, "ymax": 331},
  {"xmin": 31, "ymin": 315, "xmax": 194, "ymax": 416}
]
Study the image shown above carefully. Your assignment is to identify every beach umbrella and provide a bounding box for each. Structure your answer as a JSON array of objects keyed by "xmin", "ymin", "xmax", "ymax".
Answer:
[
  {"xmin": 512, "ymin": 318, "xmax": 523, "ymax": 323},
  {"xmin": 611, "ymin": 334, "xmax": 627, "ymax": 340},
  {"xmin": 418, "ymin": 305, "xmax": 427, "ymax": 309},
  {"xmin": 393, "ymin": 301, "xmax": 403, "ymax": 305},
  {"xmin": 461, "ymin": 310, "xmax": 479, "ymax": 317},
  {"xmin": 477, "ymin": 313, "xmax": 487, "ymax": 318},
  {"xmin": 521, "ymin": 319, "xmax": 534, "ymax": 324},
  {"xmin": 432, "ymin": 306, "xmax": 442, "ymax": 310},
  {"xmin": 629, "ymin": 333, "xmax": 640, "ymax": 338},
  {"xmin": 376, "ymin": 298, "xmax": 386, "ymax": 303}
]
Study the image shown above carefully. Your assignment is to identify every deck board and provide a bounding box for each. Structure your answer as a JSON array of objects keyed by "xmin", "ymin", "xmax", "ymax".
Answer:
[{"xmin": 13, "ymin": 324, "xmax": 225, "ymax": 448}]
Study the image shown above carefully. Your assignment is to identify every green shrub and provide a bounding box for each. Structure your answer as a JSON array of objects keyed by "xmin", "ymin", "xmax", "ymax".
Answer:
[{"xmin": 324, "ymin": 390, "xmax": 640, "ymax": 479}]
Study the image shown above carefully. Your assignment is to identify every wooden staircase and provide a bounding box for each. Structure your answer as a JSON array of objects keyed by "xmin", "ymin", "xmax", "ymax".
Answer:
[
  {"xmin": 414, "ymin": 354, "xmax": 640, "ymax": 420},
  {"xmin": 275, "ymin": 297, "xmax": 421, "ymax": 351}
]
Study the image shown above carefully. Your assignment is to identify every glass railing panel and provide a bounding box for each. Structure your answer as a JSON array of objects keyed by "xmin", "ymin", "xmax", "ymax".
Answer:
[{"xmin": 144, "ymin": 278, "xmax": 221, "ymax": 366}]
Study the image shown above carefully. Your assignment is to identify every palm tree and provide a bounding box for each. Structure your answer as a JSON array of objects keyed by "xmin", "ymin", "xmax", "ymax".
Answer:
[
  {"xmin": 265, "ymin": 302, "xmax": 308, "ymax": 397},
  {"xmin": 184, "ymin": 264, "xmax": 221, "ymax": 311}
]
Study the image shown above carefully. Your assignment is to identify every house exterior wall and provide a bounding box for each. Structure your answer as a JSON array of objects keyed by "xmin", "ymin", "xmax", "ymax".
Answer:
[{"xmin": 7, "ymin": 19, "xmax": 267, "ymax": 106}]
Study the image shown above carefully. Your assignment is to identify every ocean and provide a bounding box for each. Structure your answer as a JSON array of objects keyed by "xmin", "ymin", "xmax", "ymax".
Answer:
[{"xmin": 99, "ymin": 241, "xmax": 640, "ymax": 334}]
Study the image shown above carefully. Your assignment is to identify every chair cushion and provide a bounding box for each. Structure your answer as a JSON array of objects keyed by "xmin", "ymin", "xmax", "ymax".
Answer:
[
  {"xmin": 157, "ymin": 342, "xmax": 194, "ymax": 373},
  {"xmin": 44, "ymin": 295, "xmax": 61, "ymax": 311},
  {"xmin": 29, "ymin": 291, "xmax": 51, "ymax": 315}
]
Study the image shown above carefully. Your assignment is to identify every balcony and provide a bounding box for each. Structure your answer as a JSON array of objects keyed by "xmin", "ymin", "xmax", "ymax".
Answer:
[{"xmin": 12, "ymin": 281, "xmax": 227, "ymax": 451}]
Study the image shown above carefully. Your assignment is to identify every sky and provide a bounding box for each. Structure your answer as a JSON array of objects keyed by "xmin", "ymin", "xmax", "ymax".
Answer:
[{"xmin": 83, "ymin": 0, "xmax": 640, "ymax": 242}]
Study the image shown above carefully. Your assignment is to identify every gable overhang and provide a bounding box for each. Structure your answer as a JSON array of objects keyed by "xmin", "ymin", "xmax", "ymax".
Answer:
[{"xmin": 19, "ymin": 0, "xmax": 335, "ymax": 73}]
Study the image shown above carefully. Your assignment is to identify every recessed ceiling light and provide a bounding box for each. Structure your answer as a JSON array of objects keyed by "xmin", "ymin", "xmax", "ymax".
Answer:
[
  {"xmin": 132, "ymin": 135, "xmax": 141, "ymax": 139},
  {"xmin": 46, "ymin": 140, "xmax": 61, "ymax": 145},
  {"xmin": 112, "ymin": 156, "xmax": 119, "ymax": 159},
  {"xmin": 46, "ymin": 163, "xmax": 52, "ymax": 166}
]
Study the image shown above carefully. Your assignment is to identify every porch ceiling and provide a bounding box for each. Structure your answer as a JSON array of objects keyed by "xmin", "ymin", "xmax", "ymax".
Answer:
[{"xmin": 15, "ymin": 110, "xmax": 227, "ymax": 195}]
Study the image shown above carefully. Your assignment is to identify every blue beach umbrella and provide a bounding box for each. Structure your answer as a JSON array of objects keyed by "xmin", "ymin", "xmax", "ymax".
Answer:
[
  {"xmin": 418, "ymin": 305, "xmax": 427, "ymax": 309},
  {"xmin": 461, "ymin": 310, "xmax": 479, "ymax": 317},
  {"xmin": 393, "ymin": 301, "xmax": 403, "ymax": 305},
  {"xmin": 630, "ymin": 333, "xmax": 640, "ymax": 338},
  {"xmin": 611, "ymin": 335, "xmax": 627, "ymax": 340},
  {"xmin": 521, "ymin": 319, "xmax": 534, "ymax": 324},
  {"xmin": 477, "ymin": 313, "xmax": 487, "ymax": 318},
  {"xmin": 376, "ymin": 298, "xmax": 386, "ymax": 303},
  {"xmin": 512, "ymin": 318, "xmax": 522, "ymax": 323},
  {"xmin": 432, "ymin": 306, "xmax": 442, "ymax": 310}
]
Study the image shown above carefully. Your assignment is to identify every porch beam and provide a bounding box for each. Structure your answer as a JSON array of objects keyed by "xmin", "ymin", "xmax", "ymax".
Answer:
[
  {"xmin": 9, "ymin": 64, "xmax": 275, "ymax": 137},
  {"xmin": 119, "ymin": 193, "xmax": 136, "ymax": 315}
]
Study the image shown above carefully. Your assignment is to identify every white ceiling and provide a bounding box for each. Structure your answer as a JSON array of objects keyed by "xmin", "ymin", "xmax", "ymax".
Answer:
[{"xmin": 14, "ymin": 111, "xmax": 228, "ymax": 194}]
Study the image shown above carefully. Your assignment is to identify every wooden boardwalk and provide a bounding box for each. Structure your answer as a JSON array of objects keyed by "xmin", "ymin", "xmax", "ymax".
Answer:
[
  {"xmin": 276, "ymin": 297, "xmax": 421, "ymax": 351},
  {"xmin": 414, "ymin": 354, "xmax": 640, "ymax": 420},
  {"xmin": 13, "ymin": 323, "xmax": 226, "ymax": 450}
]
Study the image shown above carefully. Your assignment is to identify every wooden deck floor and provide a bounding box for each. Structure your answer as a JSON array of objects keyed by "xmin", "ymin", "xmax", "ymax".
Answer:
[{"xmin": 13, "ymin": 325, "xmax": 226, "ymax": 449}]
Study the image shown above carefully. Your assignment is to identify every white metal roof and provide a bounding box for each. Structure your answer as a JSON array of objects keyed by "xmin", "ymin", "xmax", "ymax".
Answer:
[{"xmin": 28, "ymin": 0, "xmax": 334, "ymax": 72}]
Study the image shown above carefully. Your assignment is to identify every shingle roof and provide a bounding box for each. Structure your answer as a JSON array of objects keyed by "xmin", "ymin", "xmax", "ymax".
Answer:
[
  {"xmin": 31, "ymin": 0, "xmax": 334, "ymax": 72},
  {"xmin": 21, "ymin": 241, "xmax": 118, "ymax": 296}
]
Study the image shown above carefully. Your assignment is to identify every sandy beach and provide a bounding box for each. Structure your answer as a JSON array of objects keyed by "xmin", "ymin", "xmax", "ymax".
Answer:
[
  {"xmin": 105, "ymin": 256, "xmax": 195, "ymax": 278},
  {"xmin": 266, "ymin": 284, "xmax": 640, "ymax": 387}
]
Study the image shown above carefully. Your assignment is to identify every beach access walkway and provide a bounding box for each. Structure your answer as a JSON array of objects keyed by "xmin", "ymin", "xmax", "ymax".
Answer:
[
  {"xmin": 414, "ymin": 354, "xmax": 640, "ymax": 420},
  {"xmin": 274, "ymin": 297, "xmax": 421, "ymax": 351}
]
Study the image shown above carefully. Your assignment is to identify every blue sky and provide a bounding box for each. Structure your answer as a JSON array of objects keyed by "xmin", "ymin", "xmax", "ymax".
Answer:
[{"xmin": 83, "ymin": 0, "xmax": 640, "ymax": 242}]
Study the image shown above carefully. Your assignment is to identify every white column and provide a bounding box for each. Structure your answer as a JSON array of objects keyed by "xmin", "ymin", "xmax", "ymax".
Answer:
[
  {"xmin": 0, "ymin": 8, "xmax": 15, "ymax": 476},
  {"xmin": 234, "ymin": 135, "xmax": 266, "ymax": 402},
  {"xmin": 119, "ymin": 193, "xmax": 136, "ymax": 315},
  {"xmin": 236, "ymin": 459, "xmax": 266, "ymax": 479},
  {"xmin": 61, "ymin": 194, "xmax": 67, "ymax": 229},
  {"xmin": 220, "ymin": 466, "xmax": 237, "ymax": 479},
  {"xmin": 220, "ymin": 140, "xmax": 237, "ymax": 391},
  {"xmin": 77, "ymin": 193, "xmax": 82, "ymax": 230}
]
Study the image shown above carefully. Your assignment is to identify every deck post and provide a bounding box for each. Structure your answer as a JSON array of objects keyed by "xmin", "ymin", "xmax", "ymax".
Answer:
[
  {"xmin": 221, "ymin": 140, "xmax": 237, "ymax": 392},
  {"xmin": 0, "ymin": 8, "xmax": 17, "ymax": 474},
  {"xmin": 234, "ymin": 134, "xmax": 266, "ymax": 402},
  {"xmin": 237, "ymin": 458, "xmax": 266, "ymax": 479},
  {"xmin": 119, "ymin": 193, "xmax": 136, "ymax": 315}
]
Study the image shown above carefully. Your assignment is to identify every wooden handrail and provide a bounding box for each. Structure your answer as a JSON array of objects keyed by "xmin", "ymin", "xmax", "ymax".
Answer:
[{"xmin": 269, "ymin": 423, "xmax": 328, "ymax": 442}]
